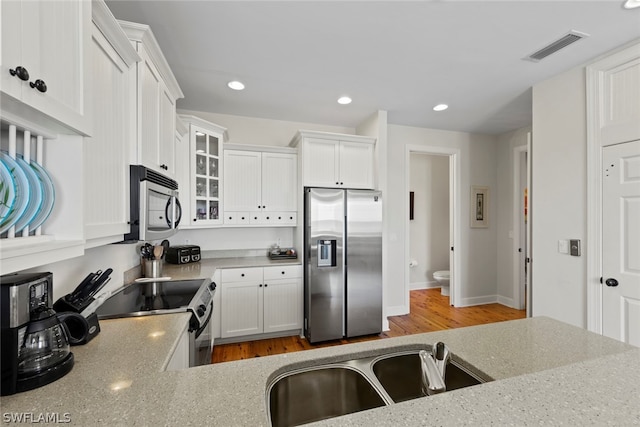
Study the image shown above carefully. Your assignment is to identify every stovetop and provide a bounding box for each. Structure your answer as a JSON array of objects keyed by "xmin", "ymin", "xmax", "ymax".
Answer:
[{"xmin": 95, "ymin": 279, "xmax": 214, "ymax": 328}]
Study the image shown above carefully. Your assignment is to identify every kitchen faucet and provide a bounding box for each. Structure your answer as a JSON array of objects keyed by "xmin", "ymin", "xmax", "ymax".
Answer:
[{"xmin": 419, "ymin": 342, "xmax": 451, "ymax": 395}]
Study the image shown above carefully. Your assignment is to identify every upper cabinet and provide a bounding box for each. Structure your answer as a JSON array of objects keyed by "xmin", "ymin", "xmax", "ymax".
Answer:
[
  {"xmin": 83, "ymin": 1, "xmax": 140, "ymax": 248},
  {"xmin": 290, "ymin": 131, "xmax": 375, "ymax": 189},
  {"xmin": 587, "ymin": 42, "xmax": 640, "ymax": 147},
  {"xmin": 223, "ymin": 146, "xmax": 297, "ymax": 226},
  {"xmin": 1, "ymin": 0, "xmax": 91, "ymax": 135},
  {"xmin": 177, "ymin": 115, "xmax": 227, "ymax": 228},
  {"xmin": 119, "ymin": 20, "xmax": 184, "ymax": 179}
]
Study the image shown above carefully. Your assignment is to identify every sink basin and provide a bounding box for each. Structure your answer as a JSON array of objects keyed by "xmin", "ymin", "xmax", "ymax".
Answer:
[
  {"xmin": 372, "ymin": 352, "xmax": 485, "ymax": 403},
  {"xmin": 266, "ymin": 347, "xmax": 490, "ymax": 426},
  {"xmin": 268, "ymin": 366, "xmax": 386, "ymax": 427}
]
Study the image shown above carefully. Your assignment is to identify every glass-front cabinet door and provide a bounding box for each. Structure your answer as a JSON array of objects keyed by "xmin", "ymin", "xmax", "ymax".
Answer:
[{"xmin": 190, "ymin": 123, "xmax": 225, "ymax": 226}]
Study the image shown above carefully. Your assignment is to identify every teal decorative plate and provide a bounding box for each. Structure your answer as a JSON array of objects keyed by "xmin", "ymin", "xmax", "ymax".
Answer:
[
  {"xmin": 14, "ymin": 154, "xmax": 43, "ymax": 233},
  {"xmin": 0, "ymin": 158, "xmax": 17, "ymax": 229},
  {"xmin": 0, "ymin": 152, "xmax": 30, "ymax": 235},
  {"xmin": 28, "ymin": 159, "xmax": 55, "ymax": 231}
]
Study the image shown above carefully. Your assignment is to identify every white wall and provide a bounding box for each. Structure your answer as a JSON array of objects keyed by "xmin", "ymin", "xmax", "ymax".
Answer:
[
  {"xmin": 177, "ymin": 109, "xmax": 354, "ymax": 146},
  {"xmin": 409, "ymin": 153, "xmax": 449, "ymax": 289},
  {"xmin": 386, "ymin": 125, "xmax": 499, "ymax": 314},
  {"xmin": 531, "ymin": 66, "xmax": 587, "ymax": 328},
  {"xmin": 495, "ymin": 127, "xmax": 530, "ymax": 307}
]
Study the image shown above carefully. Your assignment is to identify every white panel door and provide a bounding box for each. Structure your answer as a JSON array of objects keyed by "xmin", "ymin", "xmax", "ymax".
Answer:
[
  {"xmin": 262, "ymin": 152, "xmax": 297, "ymax": 211},
  {"xmin": 302, "ymin": 138, "xmax": 339, "ymax": 187},
  {"xmin": 339, "ymin": 141, "xmax": 374, "ymax": 189},
  {"xmin": 600, "ymin": 56, "xmax": 640, "ymax": 146},
  {"xmin": 220, "ymin": 281, "xmax": 263, "ymax": 338},
  {"xmin": 602, "ymin": 140, "xmax": 640, "ymax": 346},
  {"xmin": 263, "ymin": 279, "xmax": 302, "ymax": 333},
  {"xmin": 224, "ymin": 150, "xmax": 261, "ymax": 212}
]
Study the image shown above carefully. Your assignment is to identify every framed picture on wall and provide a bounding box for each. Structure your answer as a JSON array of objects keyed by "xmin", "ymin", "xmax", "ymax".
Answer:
[{"xmin": 470, "ymin": 185, "xmax": 489, "ymax": 228}]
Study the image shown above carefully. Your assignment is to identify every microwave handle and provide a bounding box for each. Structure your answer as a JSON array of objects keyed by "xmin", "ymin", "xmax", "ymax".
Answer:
[{"xmin": 165, "ymin": 196, "xmax": 182, "ymax": 228}]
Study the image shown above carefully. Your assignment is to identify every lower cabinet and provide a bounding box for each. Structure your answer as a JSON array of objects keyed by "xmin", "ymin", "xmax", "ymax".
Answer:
[
  {"xmin": 166, "ymin": 325, "xmax": 190, "ymax": 371},
  {"xmin": 219, "ymin": 265, "xmax": 302, "ymax": 339}
]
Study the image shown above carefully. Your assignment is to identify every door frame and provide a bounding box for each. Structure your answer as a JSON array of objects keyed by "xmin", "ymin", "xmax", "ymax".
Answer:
[
  {"xmin": 512, "ymin": 145, "xmax": 528, "ymax": 311},
  {"xmin": 404, "ymin": 145, "xmax": 461, "ymax": 307}
]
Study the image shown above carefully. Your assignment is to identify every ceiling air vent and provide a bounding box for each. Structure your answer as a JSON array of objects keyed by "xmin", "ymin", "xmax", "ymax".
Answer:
[{"xmin": 524, "ymin": 30, "xmax": 589, "ymax": 62}]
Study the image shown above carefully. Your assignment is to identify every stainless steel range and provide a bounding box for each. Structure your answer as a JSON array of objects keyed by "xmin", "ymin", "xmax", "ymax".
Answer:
[{"xmin": 95, "ymin": 279, "xmax": 215, "ymax": 367}]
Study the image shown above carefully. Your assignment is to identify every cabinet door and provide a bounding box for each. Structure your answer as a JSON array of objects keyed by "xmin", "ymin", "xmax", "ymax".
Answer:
[
  {"xmin": 83, "ymin": 22, "xmax": 135, "ymax": 244},
  {"xmin": 262, "ymin": 152, "xmax": 297, "ymax": 212},
  {"xmin": 138, "ymin": 45, "xmax": 161, "ymax": 172},
  {"xmin": 263, "ymin": 278, "xmax": 302, "ymax": 333},
  {"xmin": 302, "ymin": 138, "xmax": 339, "ymax": 187},
  {"xmin": 159, "ymin": 87, "xmax": 176, "ymax": 177},
  {"xmin": 212, "ymin": 270, "xmax": 221, "ymax": 339},
  {"xmin": 1, "ymin": 0, "xmax": 90, "ymax": 135},
  {"xmin": 191, "ymin": 125, "xmax": 222, "ymax": 226},
  {"xmin": 220, "ymin": 281, "xmax": 263, "ymax": 338},
  {"xmin": 339, "ymin": 141, "xmax": 375, "ymax": 189},
  {"xmin": 224, "ymin": 150, "xmax": 261, "ymax": 212}
]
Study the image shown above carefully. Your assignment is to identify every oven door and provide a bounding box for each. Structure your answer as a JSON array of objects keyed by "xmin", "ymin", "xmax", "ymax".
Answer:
[{"xmin": 189, "ymin": 303, "xmax": 213, "ymax": 367}]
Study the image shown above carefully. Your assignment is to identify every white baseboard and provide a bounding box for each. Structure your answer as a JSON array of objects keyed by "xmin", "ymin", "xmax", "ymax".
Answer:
[
  {"xmin": 410, "ymin": 281, "xmax": 439, "ymax": 290},
  {"xmin": 497, "ymin": 295, "xmax": 516, "ymax": 308},
  {"xmin": 382, "ymin": 318, "xmax": 390, "ymax": 331},
  {"xmin": 457, "ymin": 295, "xmax": 498, "ymax": 307},
  {"xmin": 386, "ymin": 304, "xmax": 409, "ymax": 317}
]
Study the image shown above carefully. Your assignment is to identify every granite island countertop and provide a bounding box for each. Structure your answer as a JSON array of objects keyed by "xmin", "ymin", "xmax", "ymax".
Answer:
[{"xmin": 2, "ymin": 315, "xmax": 639, "ymax": 426}]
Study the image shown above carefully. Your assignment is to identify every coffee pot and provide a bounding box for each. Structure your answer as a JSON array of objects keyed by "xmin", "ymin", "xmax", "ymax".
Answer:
[{"xmin": 18, "ymin": 308, "xmax": 87, "ymax": 378}]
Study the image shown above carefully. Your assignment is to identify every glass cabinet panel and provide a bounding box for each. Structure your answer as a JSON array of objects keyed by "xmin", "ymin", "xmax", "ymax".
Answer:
[{"xmin": 189, "ymin": 122, "xmax": 224, "ymax": 226}]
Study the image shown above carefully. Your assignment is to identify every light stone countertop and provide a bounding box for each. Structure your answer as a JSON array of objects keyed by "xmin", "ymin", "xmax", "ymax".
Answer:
[{"xmin": 2, "ymin": 316, "xmax": 639, "ymax": 426}]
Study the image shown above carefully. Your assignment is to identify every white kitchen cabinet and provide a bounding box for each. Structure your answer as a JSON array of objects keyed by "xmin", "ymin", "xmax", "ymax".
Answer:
[
  {"xmin": 290, "ymin": 131, "xmax": 375, "ymax": 189},
  {"xmin": 119, "ymin": 21, "xmax": 184, "ymax": 179},
  {"xmin": 223, "ymin": 146, "xmax": 297, "ymax": 226},
  {"xmin": 211, "ymin": 269, "xmax": 221, "ymax": 340},
  {"xmin": 219, "ymin": 265, "xmax": 302, "ymax": 340},
  {"xmin": 177, "ymin": 115, "xmax": 227, "ymax": 228},
  {"xmin": 587, "ymin": 42, "xmax": 640, "ymax": 147},
  {"xmin": 83, "ymin": 1, "xmax": 139, "ymax": 248},
  {"xmin": 166, "ymin": 325, "xmax": 190, "ymax": 371},
  {"xmin": 1, "ymin": 0, "xmax": 91, "ymax": 135}
]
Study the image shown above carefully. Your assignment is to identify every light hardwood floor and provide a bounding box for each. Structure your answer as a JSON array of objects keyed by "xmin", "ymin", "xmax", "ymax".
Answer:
[{"xmin": 211, "ymin": 288, "xmax": 526, "ymax": 363}]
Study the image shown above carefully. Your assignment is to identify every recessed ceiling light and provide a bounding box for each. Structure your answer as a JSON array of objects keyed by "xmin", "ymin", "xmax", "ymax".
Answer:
[
  {"xmin": 623, "ymin": 0, "xmax": 640, "ymax": 8},
  {"xmin": 228, "ymin": 80, "xmax": 245, "ymax": 91},
  {"xmin": 337, "ymin": 96, "xmax": 352, "ymax": 105},
  {"xmin": 433, "ymin": 104, "xmax": 449, "ymax": 111}
]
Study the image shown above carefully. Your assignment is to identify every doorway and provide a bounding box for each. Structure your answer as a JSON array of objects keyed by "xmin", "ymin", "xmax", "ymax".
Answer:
[
  {"xmin": 404, "ymin": 145, "xmax": 460, "ymax": 308},
  {"xmin": 512, "ymin": 144, "xmax": 531, "ymax": 313}
]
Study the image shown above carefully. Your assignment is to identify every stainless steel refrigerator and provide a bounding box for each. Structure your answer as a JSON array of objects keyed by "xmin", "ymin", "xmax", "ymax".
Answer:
[{"xmin": 304, "ymin": 187, "xmax": 382, "ymax": 343}]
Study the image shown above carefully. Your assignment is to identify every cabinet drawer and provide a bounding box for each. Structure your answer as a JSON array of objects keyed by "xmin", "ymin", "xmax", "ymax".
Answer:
[
  {"xmin": 264, "ymin": 265, "xmax": 302, "ymax": 280},
  {"xmin": 221, "ymin": 267, "xmax": 263, "ymax": 282}
]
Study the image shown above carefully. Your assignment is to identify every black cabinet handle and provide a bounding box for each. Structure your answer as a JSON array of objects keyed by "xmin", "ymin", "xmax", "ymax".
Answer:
[
  {"xmin": 281, "ymin": 271, "xmax": 285, "ymax": 275},
  {"xmin": 335, "ymin": 181, "xmax": 339, "ymax": 185},
  {"xmin": 259, "ymin": 284, "xmax": 262, "ymax": 287},
  {"xmin": 160, "ymin": 164, "xmax": 168, "ymax": 170},
  {"xmin": 193, "ymin": 218, "xmax": 197, "ymax": 222},
  {"xmin": 9, "ymin": 66, "xmax": 29, "ymax": 81},
  {"xmin": 266, "ymin": 216, "xmax": 270, "ymax": 220},
  {"xmin": 262, "ymin": 205, "xmax": 266, "ymax": 209},
  {"xmin": 241, "ymin": 273, "xmax": 245, "ymax": 277},
  {"xmin": 264, "ymin": 284, "xmax": 268, "ymax": 288},
  {"xmin": 340, "ymin": 182, "xmax": 344, "ymax": 185},
  {"xmin": 29, "ymin": 79, "xmax": 47, "ymax": 93},
  {"xmin": 278, "ymin": 216, "xmax": 282, "ymax": 220},
  {"xmin": 241, "ymin": 216, "xmax": 245, "ymax": 220}
]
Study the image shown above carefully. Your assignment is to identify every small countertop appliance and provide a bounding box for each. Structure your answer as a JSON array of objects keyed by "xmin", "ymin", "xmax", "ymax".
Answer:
[{"xmin": 1, "ymin": 272, "xmax": 88, "ymax": 396}]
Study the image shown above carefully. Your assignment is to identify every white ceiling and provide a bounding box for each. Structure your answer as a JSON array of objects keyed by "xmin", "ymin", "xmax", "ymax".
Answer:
[{"xmin": 106, "ymin": 1, "xmax": 640, "ymax": 135}]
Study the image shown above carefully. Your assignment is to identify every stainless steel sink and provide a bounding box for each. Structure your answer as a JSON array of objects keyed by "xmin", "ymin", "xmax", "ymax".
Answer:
[
  {"xmin": 372, "ymin": 351, "xmax": 485, "ymax": 403},
  {"xmin": 268, "ymin": 366, "xmax": 386, "ymax": 427},
  {"xmin": 266, "ymin": 347, "xmax": 490, "ymax": 427}
]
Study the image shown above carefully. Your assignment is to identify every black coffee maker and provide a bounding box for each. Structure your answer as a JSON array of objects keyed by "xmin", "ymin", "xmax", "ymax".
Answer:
[{"xmin": 1, "ymin": 272, "xmax": 88, "ymax": 396}]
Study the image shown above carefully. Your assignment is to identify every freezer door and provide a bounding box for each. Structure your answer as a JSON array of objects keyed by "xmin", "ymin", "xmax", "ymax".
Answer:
[
  {"xmin": 346, "ymin": 190, "xmax": 382, "ymax": 337},
  {"xmin": 305, "ymin": 188, "xmax": 345, "ymax": 343}
]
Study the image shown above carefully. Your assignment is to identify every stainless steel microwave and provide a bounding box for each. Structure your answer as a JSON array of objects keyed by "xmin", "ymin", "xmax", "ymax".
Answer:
[{"xmin": 124, "ymin": 165, "xmax": 182, "ymax": 242}]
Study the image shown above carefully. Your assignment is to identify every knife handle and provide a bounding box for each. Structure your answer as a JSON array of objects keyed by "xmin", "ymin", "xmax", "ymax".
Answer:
[{"xmin": 69, "ymin": 273, "xmax": 97, "ymax": 301}]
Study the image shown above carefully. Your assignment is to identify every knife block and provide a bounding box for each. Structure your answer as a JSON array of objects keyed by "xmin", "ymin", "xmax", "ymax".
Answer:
[{"xmin": 53, "ymin": 297, "xmax": 101, "ymax": 344}]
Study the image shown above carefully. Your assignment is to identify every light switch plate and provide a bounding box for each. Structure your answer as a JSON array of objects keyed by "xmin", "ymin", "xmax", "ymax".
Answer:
[
  {"xmin": 558, "ymin": 240, "xmax": 569, "ymax": 254},
  {"xmin": 570, "ymin": 239, "xmax": 581, "ymax": 256}
]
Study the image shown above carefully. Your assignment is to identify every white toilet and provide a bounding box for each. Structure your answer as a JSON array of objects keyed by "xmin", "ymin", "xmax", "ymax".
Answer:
[{"xmin": 433, "ymin": 270, "xmax": 450, "ymax": 296}]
